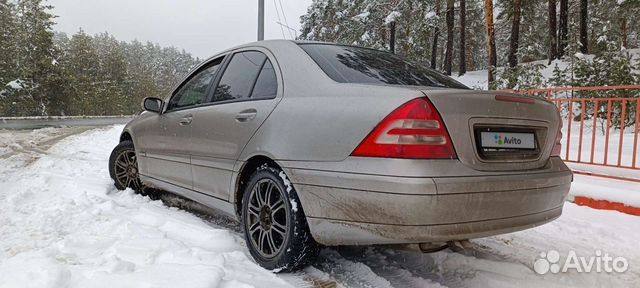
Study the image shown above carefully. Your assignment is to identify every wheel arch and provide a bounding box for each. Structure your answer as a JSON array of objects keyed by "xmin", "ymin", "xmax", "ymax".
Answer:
[
  {"xmin": 120, "ymin": 130, "xmax": 133, "ymax": 143},
  {"xmin": 234, "ymin": 155, "xmax": 283, "ymax": 219}
]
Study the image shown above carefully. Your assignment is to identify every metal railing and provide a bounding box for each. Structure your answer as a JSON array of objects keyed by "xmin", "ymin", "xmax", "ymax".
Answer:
[
  {"xmin": 512, "ymin": 85, "xmax": 640, "ymax": 181},
  {"xmin": 0, "ymin": 115, "xmax": 133, "ymax": 130}
]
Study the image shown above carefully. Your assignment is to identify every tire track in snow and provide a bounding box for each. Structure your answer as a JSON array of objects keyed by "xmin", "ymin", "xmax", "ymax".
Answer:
[
  {"xmin": 330, "ymin": 247, "xmax": 449, "ymax": 288},
  {"xmin": 313, "ymin": 249, "xmax": 394, "ymax": 288}
]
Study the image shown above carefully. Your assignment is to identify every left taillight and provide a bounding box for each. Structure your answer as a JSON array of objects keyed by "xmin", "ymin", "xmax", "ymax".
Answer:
[{"xmin": 351, "ymin": 98, "xmax": 457, "ymax": 159}]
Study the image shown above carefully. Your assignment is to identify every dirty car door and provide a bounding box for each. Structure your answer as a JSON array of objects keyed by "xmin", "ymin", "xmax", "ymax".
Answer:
[
  {"xmin": 144, "ymin": 61, "xmax": 222, "ymax": 189},
  {"xmin": 190, "ymin": 50, "xmax": 281, "ymax": 201}
]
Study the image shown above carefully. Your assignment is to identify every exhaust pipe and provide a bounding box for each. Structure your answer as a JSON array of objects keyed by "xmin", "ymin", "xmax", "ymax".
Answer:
[
  {"xmin": 418, "ymin": 242, "xmax": 448, "ymax": 253},
  {"xmin": 447, "ymin": 240, "xmax": 473, "ymax": 252}
]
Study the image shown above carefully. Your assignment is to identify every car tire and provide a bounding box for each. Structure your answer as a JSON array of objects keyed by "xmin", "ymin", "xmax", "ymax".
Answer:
[
  {"xmin": 241, "ymin": 165, "xmax": 320, "ymax": 272},
  {"xmin": 108, "ymin": 140, "xmax": 144, "ymax": 192}
]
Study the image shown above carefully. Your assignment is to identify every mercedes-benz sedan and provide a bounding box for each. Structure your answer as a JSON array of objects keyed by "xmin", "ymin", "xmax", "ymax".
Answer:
[{"xmin": 109, "ymin": 40, "xmax": 572, "ymax": 272}]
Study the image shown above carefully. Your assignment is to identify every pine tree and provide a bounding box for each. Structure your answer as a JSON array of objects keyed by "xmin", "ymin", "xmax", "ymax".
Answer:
[
  {"xmin": 431, "ymin": 0, "xmax": 441, "ymax": 69},
  {"xmin": 0, "ymin": 0, "xmax": 18, "ymax": 116},
  {"xmin": 444, "ymin": 0, "xmax": 454, "ymax": 75},
  {"xmin": 484, "ymin": 0, "xmax": 497, "ymax": 89},
  {"xmin": 5, "ymin": 0, "xmax": 57, "ymax": 116},
  {"xmin": 458, "ymin": 0, "xmax": 467, "ymax": 76},
  {"xmin": 579, "ymin": 0, "xmax": 588, "ymax": 53},
  {"xmin": 548, "ymin": 0, "xmax": 557, "ymax": 62},
  {"xmin": 65, "ymin": 29, "xmax": 100, "ymax": 115},
  {"xmin": 557, "ymin": 0, "xmax": 568, "ymax": 57},
  {"xmin": 508, "ymin": 0, "xmax": 522, "ymax": 68}
]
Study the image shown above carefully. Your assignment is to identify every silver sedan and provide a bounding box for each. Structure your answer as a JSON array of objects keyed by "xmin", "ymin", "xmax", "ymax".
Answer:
[{"xmin": 109, "ymin": 40, "xmax": 572, "ymax": 272}]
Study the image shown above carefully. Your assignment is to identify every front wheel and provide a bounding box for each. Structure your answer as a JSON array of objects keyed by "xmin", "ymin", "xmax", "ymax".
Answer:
[
  {"xmin": 241, "ymin": 165, "xmax": 319, "ymax": 272},
  {"xmin": 109, "ymin": 140, "xmax": 144, "ymax": 191}
]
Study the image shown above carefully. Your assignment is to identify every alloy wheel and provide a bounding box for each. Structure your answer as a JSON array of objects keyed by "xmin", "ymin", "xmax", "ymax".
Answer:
[
  {"xmin": 113, "ymin": 149, "xmax": 142, "ymax": 190},
  {"xmin": 246, "ymin": 179, "xmax": 289, "ymax": 258}
]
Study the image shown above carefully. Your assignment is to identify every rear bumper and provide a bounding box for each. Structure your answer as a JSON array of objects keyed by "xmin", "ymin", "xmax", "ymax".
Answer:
[{"xmin": 283, "ymin": 157, "xmax": 572, "ymax": 246}]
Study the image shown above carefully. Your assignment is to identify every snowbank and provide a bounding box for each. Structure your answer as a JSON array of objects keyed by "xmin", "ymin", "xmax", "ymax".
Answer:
[
  {"xmin": 0, "ymin": 126, "xmax": 296, "ymax": 288},
  {"xmin": 570, "ymin": 174, "xmax": 640, "ymax": 207}
]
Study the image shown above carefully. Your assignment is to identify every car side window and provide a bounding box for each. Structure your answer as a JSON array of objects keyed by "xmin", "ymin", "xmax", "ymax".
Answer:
[
  {"xmin": 212, "ymin": 51, "xmax": 266, "ymax": 103},
  {"xmin": 167, "ymin": 59, "xmax": 222, "ymax": 111},
  {"xmin": 250, "ymin": 59, "xmax": 277, "ymax": 99}
]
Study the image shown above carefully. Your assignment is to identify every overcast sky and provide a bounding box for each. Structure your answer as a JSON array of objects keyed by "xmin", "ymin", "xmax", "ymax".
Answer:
[{"xmin": 49, "ymin": 0, "xmax": 312, "ymax": 59}]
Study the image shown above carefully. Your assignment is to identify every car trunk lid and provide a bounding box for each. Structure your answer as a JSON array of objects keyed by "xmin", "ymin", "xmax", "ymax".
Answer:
[{"xmin": 421, "ymin": 89, "xmax": 561, "ymax": 171}]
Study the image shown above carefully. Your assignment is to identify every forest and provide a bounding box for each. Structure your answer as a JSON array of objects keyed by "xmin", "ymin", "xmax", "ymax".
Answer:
[
  {"xmin": 0, "ymin": 0, "xmax": 199, "ymax": 117},
  {"xmin": 300, "ymin": 0, "xmax": 640, "ymax": 90},
  {"xmin": 2, "ymin": 0, "xmax": 639, "ymax": 117}
]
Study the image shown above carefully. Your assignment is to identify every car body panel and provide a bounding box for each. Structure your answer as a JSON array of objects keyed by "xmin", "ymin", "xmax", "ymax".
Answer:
[
  {"xmin": 285, "ymin": 157, "xmax": 571, "ymax": 245},
  {"xmin": 130, "ymin": 110, "xmax": 193, "ymax": 187},
  {"xmin": 189, "ymin": 47, "xmax": 284, "ymax": 201},
  {"xmin": 423, "ymin": 89, "xmax": 561, "ymax": 171},
  {"xmin": 120, "ymin": 40, "xmax": 572, "ymax": 247}
]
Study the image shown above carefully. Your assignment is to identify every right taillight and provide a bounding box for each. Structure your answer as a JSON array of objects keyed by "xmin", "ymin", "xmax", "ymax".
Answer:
[
  {"xmin": 351, "ymin": 98, "xmax": 457, "ymax": 159},
  {"xmin": 551, "ymin": 118, "xmax": 563, "ymax": 156}
]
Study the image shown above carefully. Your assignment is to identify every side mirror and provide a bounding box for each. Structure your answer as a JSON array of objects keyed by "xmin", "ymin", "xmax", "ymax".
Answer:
[{"xmin": 143, "ymin": 97, "xmax": 163, "ymax": 113}]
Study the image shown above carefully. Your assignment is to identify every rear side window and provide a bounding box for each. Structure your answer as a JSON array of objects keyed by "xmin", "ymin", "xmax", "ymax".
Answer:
[
  {"xmin": 299, "ymin": 44, "xmax": 468, "ymax": 89},
  {"xmin": 212, "ymin": 51, "xmax": 266, "ymax": 102},
  {"xmin": 250, "ymin": 59, "xmax": 277, "ymax": 99}
]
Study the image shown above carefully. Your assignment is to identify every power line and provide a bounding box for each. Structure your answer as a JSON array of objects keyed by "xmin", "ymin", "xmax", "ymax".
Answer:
[
  {"xmin": 276, "ymin": 21, "xmax": 297, "ymax": 39},
  {"xmin": 272, "ymin": 0, "xmax": 287, "ymax": 39},
  {"xmin": 277, "ymin": 0, "xmax": 295, "ymax": 39}
]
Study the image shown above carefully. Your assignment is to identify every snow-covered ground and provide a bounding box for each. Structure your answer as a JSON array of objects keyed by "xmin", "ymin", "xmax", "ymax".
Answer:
[{"xmin": 1, "ymin": 126, "xmax": 639, "ymax": 288}]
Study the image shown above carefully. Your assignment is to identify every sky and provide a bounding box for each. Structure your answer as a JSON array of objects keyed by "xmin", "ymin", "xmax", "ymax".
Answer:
[{"xmin": 48, "ymin": 0, "xmax": 313, "ymax": 59}]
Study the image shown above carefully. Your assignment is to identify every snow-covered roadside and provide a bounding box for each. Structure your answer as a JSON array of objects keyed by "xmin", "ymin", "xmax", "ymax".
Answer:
[
  {"xmin": 569, "ymin": 174, "xmax": 640, "ymax": 207},
  {"xmin": 0, "ymin": 126, "xmax": 301, "ymax": 288}
]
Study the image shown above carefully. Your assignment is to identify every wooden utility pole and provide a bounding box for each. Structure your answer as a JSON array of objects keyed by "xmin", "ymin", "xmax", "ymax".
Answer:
[
  {"xmin": 459, "ymin": 0, "xmax": 467, "ymax": 76},
  {"xmin": 484, "ymin": 0, "xmax": 497, "ymax": 89}
]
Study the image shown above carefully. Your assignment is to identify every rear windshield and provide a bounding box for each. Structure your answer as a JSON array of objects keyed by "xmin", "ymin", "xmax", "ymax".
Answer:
[{"xmin": 299, "ymin": 44, "xmax": 468, "ymax": 89}]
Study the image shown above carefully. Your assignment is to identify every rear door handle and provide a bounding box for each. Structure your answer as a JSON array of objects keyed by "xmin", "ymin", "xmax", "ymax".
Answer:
[
  {"xmin": 179, "ymin": 114, "xmax": 193, "ymax": 125},
  {"xmin": 235, "ymin": 109, "xmax": 257, "ymax": 122}
]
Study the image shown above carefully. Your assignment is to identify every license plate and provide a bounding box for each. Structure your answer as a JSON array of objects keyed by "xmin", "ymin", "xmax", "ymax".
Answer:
[{"xmin": 480, "ymin": 131, "xmax": 535, "ymax": 149}]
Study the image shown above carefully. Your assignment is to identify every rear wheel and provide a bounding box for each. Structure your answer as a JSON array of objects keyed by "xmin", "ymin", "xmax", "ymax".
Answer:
[
  {"xmin": 109, "ymin": 140, "xmax": 144, "ymax": 192},
  {"xmin": 241, "ymin": 165, "xmax": 319, "ymax": 272}
]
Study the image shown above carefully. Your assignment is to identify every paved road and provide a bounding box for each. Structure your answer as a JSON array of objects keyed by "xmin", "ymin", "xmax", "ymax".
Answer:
[
  {"xmin": 0, "ymin": 126, "xmax": 94, "ymax": 161},
  {"xmin": 0, "ymin": 116, "xmax": 132, "ymax": 130}
]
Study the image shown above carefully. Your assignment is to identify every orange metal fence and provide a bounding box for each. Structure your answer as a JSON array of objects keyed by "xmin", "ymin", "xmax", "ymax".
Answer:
[{"xmin": 512, "ymin": 85, "xmax": 640, "ymax": 181}]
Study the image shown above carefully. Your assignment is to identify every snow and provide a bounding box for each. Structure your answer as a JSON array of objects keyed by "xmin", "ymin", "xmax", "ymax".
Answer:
[
  {"xmin": 352, "ymin": 11, "xmax": 369, "ymax": 21},
  {"xmin": 0, "ymin": 126, "xmax": 296, "ymax": 288},
  {"xmin": 384, "ymin": 11, "xmax": 401, "ymax": 25},
  {"xmin": 6, "ymin": 79, "xmax": 24, "ymax": 90},
  {"xmin": 1, "ymin": 125, "xmax": 640, "ymax": 287},
  {"xmin": 278, "ymin": 171, "xmax": 297, "ymax": 212},
  {"xmin": 570, "ymin": 174, "xmax": 640, "ymax": 207},
  {"xmin": 424, "ymin": 11, "xmax": 436, "ymax": 19}
]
